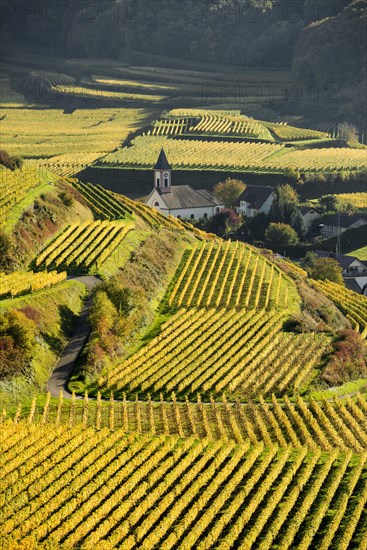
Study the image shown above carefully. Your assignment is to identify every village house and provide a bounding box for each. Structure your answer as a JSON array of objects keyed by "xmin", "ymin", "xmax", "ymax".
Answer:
[
  {"xmin": 319, "ymin": 213, "xmax": 367, "ymax": 239},
  {"xmin": 236, "ymin": 185, "xmax": 275, "ymax": 217},
  {"xmin": 145, "ymin": 149, "xmax": 224, "ymax": 220},
  {"xmin": 316, "ymin": 250, "xmax": 367, "ymax": 295},
  {"xmin": 299, "ymin": 206, "xmax": 321, "ymax": 231}
]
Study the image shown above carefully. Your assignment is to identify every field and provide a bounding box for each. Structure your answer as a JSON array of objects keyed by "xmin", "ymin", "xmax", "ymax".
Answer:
[
  {"xmin": 0, "ymin": 107, "xmax": 156, "ymax": 158},
  {"xmin": 0, "ymin": 165, "xmax": 52, "ymax": 229},
  {"xmin": 336, "ymin": 192, "xmax": 367, "ymax": 212},
  {"xmin": 35, "ymin": 220, "xmax": 134, "ymax": 271},
  {"xmin": 0, "ymin": 270, "xmax": 66, "ymax": 298},
  {"xmin": 2, "ymin": 50, "xmax": 367, "ymax": 550},
  {"xmin": 149, "ymin": 110, "xmax": 329, "ymax": 142},
  {"xmin": 1, "ymin": 416, "xmax": 367, "ymax": 549},
  {"xmin": 107, "ymin": 308, "xmax": 328, "ymax": 400},
  {"xmin": 101, "ymin": 135, "xmax": 367, "ymax": 174},
  {"xmin": 347, "ymin": 246, "xmax": 367, "ymax": 260},
  {"xmin": 311, "ymin": 280, "xmax": 367, "ymax": 338}
]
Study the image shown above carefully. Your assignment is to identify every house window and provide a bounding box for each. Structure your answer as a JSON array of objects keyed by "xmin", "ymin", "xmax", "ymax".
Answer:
[{"xmin": 347, "ymin": 266, "xmax": 358, "ymax": 274}]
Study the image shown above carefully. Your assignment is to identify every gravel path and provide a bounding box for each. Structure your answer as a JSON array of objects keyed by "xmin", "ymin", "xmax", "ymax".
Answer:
[{"xmin": 46, "ymin": 276, "xmax": 101, "ymax": 398}]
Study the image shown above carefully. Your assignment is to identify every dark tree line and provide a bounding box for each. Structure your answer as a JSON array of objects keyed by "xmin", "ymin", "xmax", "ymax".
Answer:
[{"xmin": 1, "ymin": 0, "xmax": 365, "ymax": 126}]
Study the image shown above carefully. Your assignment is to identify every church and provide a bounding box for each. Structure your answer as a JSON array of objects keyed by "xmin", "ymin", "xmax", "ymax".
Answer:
[{"xmin": 145, "ymin": 149, "xmax": 224, "ymax": 220}]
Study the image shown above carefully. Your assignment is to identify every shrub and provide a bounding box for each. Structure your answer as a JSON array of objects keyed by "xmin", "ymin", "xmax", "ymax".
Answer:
[{"xmin": 322, "ymin": 329, "xmax": 367, "ymax": 385}]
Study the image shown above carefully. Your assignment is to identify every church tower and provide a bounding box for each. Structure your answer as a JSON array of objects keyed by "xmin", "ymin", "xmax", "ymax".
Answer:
[{"xmin": 154, "ymin": 148, "xmax": 172, "ymax": 193}]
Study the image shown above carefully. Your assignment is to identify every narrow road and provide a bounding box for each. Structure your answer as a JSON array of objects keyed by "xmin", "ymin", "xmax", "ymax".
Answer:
[{"xmin": 46, "ymin": 276, "xmax": 101, "ymax": 398}]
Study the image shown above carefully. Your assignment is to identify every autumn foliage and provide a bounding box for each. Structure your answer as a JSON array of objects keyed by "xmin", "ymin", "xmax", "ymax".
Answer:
[{"xmin": 322, "ymin": 329, "xmax": 367, "ymax": 385}]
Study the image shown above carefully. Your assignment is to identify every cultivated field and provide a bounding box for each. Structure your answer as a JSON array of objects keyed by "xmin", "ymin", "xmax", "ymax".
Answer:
[
  {"xmin": 0, "ymin": 107, "xmax": 155, "ymax": 158},
  {"xmin": 102, "ymin": 135, "xmax": 366, "ymax": 174},
  {"xmin": 1, "ymin": 416, "xmax": 366, "ymax": 549}
]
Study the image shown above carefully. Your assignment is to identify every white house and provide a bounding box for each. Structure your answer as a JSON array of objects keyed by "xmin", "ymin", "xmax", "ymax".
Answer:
[
  {"xmin": 316, "ymin": 250, "xmax": 367, "ymax": 294},
  {"xmin": 237, "ymin": 185, "xmax": 275, "ymax": 217},
  {"xmin": 299, "ymin": 206, "xmax": 321, "ymax": 231},
  {"xmin": 145, "ymin": 149, "xmax": 224, "ymax": 220},
  {"xmin": 319, "ymin": 214, "xmax": 367, "ymax": 239}
]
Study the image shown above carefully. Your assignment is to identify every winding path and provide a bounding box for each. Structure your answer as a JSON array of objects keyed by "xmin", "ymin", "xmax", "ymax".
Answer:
[{"xmin": 46, "ymin": 276, "xmax": 101, "ymax": 398}]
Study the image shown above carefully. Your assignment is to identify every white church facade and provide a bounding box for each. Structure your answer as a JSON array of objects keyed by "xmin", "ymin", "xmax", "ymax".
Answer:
[{"xmin": 145, "ymin": 149, "xmax": 224, "ymax": 220}]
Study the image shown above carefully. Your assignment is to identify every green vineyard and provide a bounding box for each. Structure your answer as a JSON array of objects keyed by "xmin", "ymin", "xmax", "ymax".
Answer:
[
  {"xmin": 0, "ymin": 165, "xmax": 48, "ymax": 228},
  {"xmin": 35, "ymin": 220, "xmax": 134, "ymax": 271},
  {"xmin": 150, "ymin": 112, "xmax": 274, "ymax": 141},
  {"xmin": 102, "ymin": 135, "xmax": 367, "ymax": 173},
  {"xmin": 106, "ymin": 308, "xmax": 329, "ymax": 400},
  {"xmin": 6, "ymin": 391, "xmax": 367, "ymax": 452},
  {"xmin": 71, "ymin": 181, "xmax": 133, "ymax": 220},
  {"xmin": 0, "ymin": 270, "xmax": 66, "ymax": 298},
  {"xmin": 313, "ymin": 280, "xmax": 367, "ymax": 338},
  {"xmin": 102, "ymin": 136, "xmax": 284, "ymax": 171},
  {"xmin": 149, "ymin": 110, "xmax": 330, "ymax": 142},
  {"xmin": 167, "ymin": 241, "xmax": 299, "ymax": 310},
  {"xmin": 1, "ymin": 418, "xmax": 366, "ymax": 549}
]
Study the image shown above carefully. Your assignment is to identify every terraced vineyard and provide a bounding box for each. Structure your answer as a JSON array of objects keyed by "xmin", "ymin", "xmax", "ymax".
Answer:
[
  {"xmin": 261, "ymin": 120, "xmax": 330, "ymax": 141},
  {"xmin": 0, "ymin": 107, "xmax": 151, "ymax": 158},
  {"xmin": 150, "ymin": 111, "xmax": 274, "ymax": 141},
  {"xmin": 104, "ymin": 242, "xmax": 306, "ymax": 400},
  {"xmin": 1, "ymin": 419, "xmax": 366, "ymax": 549},
  {"xmin": 35, "ymin": 220, "xmax": 134, "ymax": 271},
  {"xmin": 103, "ymin": 135, "xmax": 366, "ymax": 173},
  {"xmin": 167, "ymin": 241, "xmax": 299, "ymax": 311},
  {"xmin": 53, "ymin": 84, "xmax": 167, "ymax": 104},
  {"xmin": 0, "ymin": 270, "xmax": 66, "ymax": 298},
  {"xmin": 0, "ymin": 165, "xmax": 47, "ymax": 228},
  {"xmin": 336, "ymin": 192, "xmax": 367, "ymax": 211},
  {"xmin": 312, "ymin": 280, "xmax": 367, "ymax": 337},
  {"xmin": 35, "ymin": 153, "xmax": 106, "ymax": 177},
  {"xmin": 103, "ymin": 135, "xmax": 284, "ymax": 171},
  {"xmin": 107, "ymin": 308, "xmax": 328, "ymax": 400},
  {"xmin": 6, "ymin": 391, "xmax": 367, "ymax": 452}
]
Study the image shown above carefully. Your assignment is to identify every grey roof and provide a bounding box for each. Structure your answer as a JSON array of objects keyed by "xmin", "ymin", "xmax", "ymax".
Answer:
[
  {"xmin": 155, "ymin": 185, "xmax": 223, "ymax": 209},
  {"xmin": 315, "ymin": 250, "xmax": 360, "ymax": 270},
  {"xmin": 320, "ymin": 214, "xmax": 366, "ymax": 228},
  {"xmin": 238, "ymin": 185, "xmax": 275, "ymax": 209},
  {"xmin": 345, "ymin": 278, "xmax": 363, "ymax": 294},
  {"xmin": 299, "ymin": 206, "xmax": 320, "ymax": 215},
  {"xmin": 154, "ymin": 148, "xmax": 171, "ymax": 170}
]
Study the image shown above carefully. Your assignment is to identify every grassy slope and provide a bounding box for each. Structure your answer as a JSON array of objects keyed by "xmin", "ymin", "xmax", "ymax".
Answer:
[{"xmin": 0, "ymin": 281, "xmax": 86, "ymax": 407}]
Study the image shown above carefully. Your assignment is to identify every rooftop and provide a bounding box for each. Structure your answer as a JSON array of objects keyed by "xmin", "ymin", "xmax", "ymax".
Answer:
[
  {"xmin": 238, "ymin": 185, "xmax": 275, "ymax": 210},
  {"xmin": 154, "ymin": 148, "xmax": 172, "ymax": 171},
  {"xmin": 155, "ymin": 185, "xmax": 223, "ymax": 209}
]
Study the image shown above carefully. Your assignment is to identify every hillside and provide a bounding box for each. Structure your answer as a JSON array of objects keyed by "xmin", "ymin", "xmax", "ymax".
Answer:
[
  {"xmin": 1, "ymin": 158, "xmax": 367, "ymax": 548},
  {"xmin": 1, "ymin": 22, "xmax": 367, "ymax": 545}
]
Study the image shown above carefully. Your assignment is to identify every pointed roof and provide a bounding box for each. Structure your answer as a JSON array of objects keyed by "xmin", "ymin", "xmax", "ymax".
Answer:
[{"xmin": 154, "ymin": 148, "xmax": 172, "ymax": 170}]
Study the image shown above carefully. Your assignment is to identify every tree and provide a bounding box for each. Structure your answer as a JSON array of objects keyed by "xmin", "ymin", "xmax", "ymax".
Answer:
[
  {"xmin": 319, "ymin": 195, "xmax": 338, "ymax": 213},
  {"xmin": 270, "ymin": 184, "xmax": 303, "ymax": 235},
  {"xmin": 213, "ymin": 178, "xmax": 246, "ymax": 208},
  {"xmin": 265, "ymin": 222, "xmax": 299, "ymax": 249},
  {"xmin": 309, "ymin": 257, "xmax": 344, "ymax": 285}
]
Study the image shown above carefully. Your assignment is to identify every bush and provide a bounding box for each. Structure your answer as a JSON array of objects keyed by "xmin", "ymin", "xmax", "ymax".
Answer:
[
  {"xmin": 58, "ymin": 191, "xmax": 74, "ymax": 208},
  {"xmin": 322, "ymin": 329, "xmax": 367, "ymax": 385}
]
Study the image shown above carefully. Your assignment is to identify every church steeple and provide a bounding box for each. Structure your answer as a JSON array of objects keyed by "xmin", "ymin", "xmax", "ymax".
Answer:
[{"xmin": 154, "ymin": 148, "xmax": 172, "ymax": 193}]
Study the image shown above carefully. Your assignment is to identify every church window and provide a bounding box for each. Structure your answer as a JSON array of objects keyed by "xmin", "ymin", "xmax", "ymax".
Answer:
[
  {"xmin": 203, "ymin": 213, "xmax": 208, "ymax": 220},
  {"xmin": 216, "ymin": 207, "xmax": 220, "ymax": 213},
  {"xmin": 190, "ymin": 214, "xmax": 195, "ymax": 220},
  {"xmin": 154, "ymin": 201, "xmax": 160, "ymax": 207},
  {"xmin": 156, "ymin": 177, "xmax": 160, "ymax": 186},
  {"xmin": 164, "ymin": 178, "xmax": 168, "ymax": 187}
]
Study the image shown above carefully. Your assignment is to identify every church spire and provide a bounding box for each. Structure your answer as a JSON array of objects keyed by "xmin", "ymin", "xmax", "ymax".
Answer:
[{"xmin": 154, "ymin": 148, "xmax": 172, "ymax": 193}]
